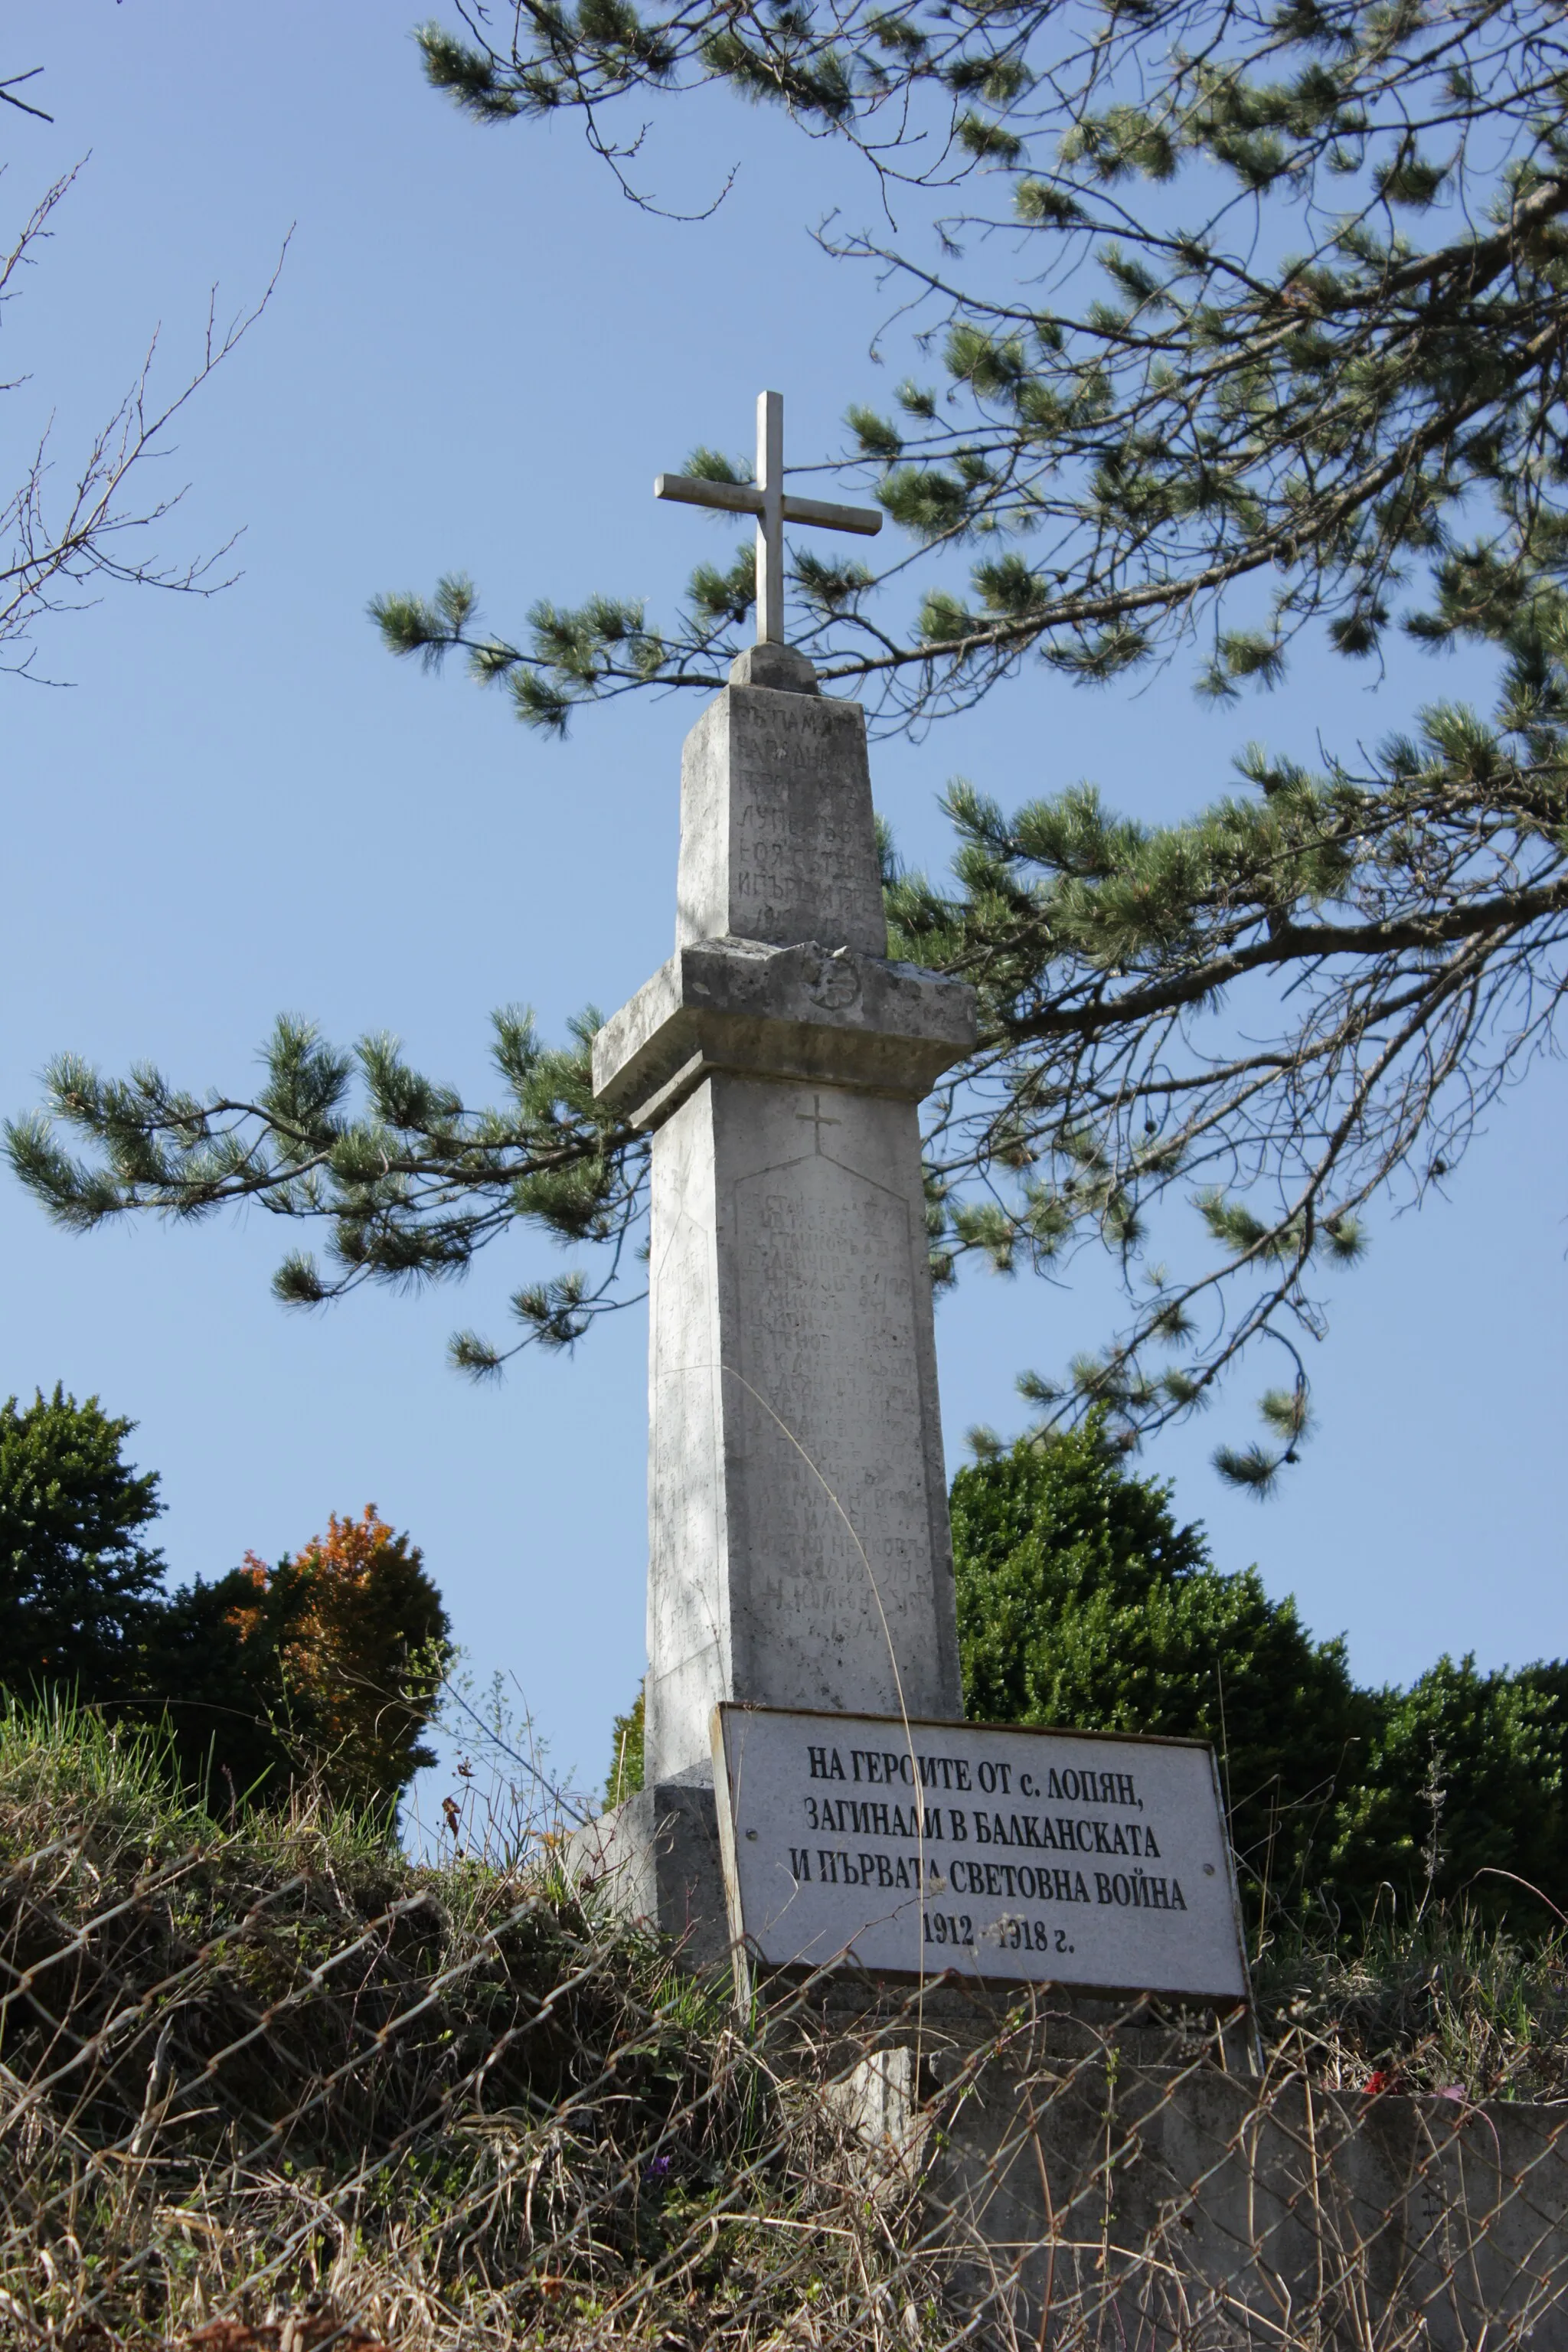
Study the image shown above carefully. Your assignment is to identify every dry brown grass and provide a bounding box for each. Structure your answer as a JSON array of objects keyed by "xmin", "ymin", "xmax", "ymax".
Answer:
[{"xmin": 3, "ymin": 1700, "xmax": 1566, "ymax": 2351}]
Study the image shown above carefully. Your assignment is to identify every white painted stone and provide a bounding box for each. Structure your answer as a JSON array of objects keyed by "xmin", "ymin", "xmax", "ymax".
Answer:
[
  {"xmin": 645, "ymin": 1070, "xmax": 962, "ymax": 1782},
  {"xmin": 675, "ymin": 685, "xmax": 886, "ymax": 955},
  {"xmin": 587, "ymin": 659, "xmax": 977, "ymax": 1909},
  {"xmin": 712, "ymin": 1705, "xmax": 1250, "ymax": 2004}
]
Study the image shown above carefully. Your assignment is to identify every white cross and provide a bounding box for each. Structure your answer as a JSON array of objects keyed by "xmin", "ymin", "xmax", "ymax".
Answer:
[{"xmin": 655, "ymin": 390, "xmax": 882, "ymax": 648}]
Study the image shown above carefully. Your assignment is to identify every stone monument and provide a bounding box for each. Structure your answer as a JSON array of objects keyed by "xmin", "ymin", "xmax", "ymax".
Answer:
[{"xmin": 573, "ymin": 394, "xmax": 978, "ymax": 1958}]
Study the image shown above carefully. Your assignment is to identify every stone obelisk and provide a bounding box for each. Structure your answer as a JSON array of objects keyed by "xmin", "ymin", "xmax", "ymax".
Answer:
[{"xmin": 573, "ymin": 398, "xmax": 975, "ymax": 1959}]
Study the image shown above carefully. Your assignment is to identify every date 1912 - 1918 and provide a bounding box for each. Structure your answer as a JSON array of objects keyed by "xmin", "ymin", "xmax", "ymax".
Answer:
[{"xmin": 925, "ymin": 1911, "xmax": 1076, "ymax": 1955}]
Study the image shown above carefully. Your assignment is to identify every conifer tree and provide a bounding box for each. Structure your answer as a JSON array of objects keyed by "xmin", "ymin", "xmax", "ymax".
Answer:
[
  {"xmin": 954, "ymin": 1426, "xmax": 1568, "ymax": 1929},
  {"xmin": 0, "ymin": 1387, "xmax": 166, "ymax": 1696},
  {"xmin": 9, "ymin": 0, "xmax": 1568, "ymax": 1476},
  {"xmin": 393, "ymin": 0, "xmax": 1568, "ymax": 732},
  {"xmin": 952, "ymin": 1419, "xmax": 1372, "ymax": 1914}
]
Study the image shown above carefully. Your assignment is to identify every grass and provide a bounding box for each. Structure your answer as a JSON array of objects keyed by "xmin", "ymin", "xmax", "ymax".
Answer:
[
  {"xmin": 0, "ymin": 1697, "xmax": 933, "ymax": 2350},
  {"xmin": 1252, "ymin": 1903, "xmax": 1568, "ymax": 2100},
  {"xmin": 2, "ymin": 1697, "xmax": 1566, "ymax": 2350}
]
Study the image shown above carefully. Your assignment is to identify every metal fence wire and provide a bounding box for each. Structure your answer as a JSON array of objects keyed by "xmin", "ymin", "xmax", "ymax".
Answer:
[{"xmin": 2, "ymin": 1808, "xmax": 1566, "ymax": 2352}]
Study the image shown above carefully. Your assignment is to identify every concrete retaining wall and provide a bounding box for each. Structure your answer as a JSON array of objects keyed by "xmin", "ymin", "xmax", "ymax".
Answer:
[{"xmin": 929, "ymin": 2056, "xmax": 1568, "ymax": 2347}]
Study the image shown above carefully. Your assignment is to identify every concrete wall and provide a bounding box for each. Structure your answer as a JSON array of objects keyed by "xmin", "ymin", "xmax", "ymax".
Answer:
[{"xmin": 929, "ymin": 2053, "xmax": 1568, "ymax": 2348}]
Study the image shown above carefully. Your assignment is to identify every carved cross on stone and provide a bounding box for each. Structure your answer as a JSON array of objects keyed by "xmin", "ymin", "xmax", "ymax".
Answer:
[
  {"xmin": 794, "ymin": 1091, "xmax": 842, "ymax": 1153},
  {"xmin": 655, "ymin": 390, "xmax": 881, "ymax": 647}
]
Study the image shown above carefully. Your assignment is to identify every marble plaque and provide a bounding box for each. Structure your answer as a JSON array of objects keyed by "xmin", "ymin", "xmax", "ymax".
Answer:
[{"xmin": 711, "ymin": 1704, "xmax": 1249, "ymax": 2004}]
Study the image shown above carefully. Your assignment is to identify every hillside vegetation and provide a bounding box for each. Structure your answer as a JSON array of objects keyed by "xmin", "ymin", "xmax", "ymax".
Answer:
[
  {"xmin": 2, "ymin": 1703, "xmax": 1566, "ymax": 2349},
  {"xmin": 0, "ymin": 1701, "xmax": 926, "ymax": 2350}
]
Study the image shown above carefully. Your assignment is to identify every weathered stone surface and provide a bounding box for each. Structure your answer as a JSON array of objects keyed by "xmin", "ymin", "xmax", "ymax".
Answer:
[
  {"xmin": 566, "ymin": 1770, "xmax": 728, "ymax": 1968},
  {"xmin": 644, "ymin": 1073, "xmax": 962, "ymax": 1785},
  {"xmin": 710, "ymin": 1705, "xmax": 1248, "ymax": 2004},
  {"xmin": 592, "ymin": 936, "xmax": 976, "ymax": 1128},
  {"xmin": 931, "ymin": 2056, "xmax": 1568, "ymax": 2351},
  {"xmin": 727, "ymin": 642, "xmax": 819, "ymax": 694},
  {"xmin": 589, "ymin": 669, "xmax": 969, "ymax": 1945},
  {"xmin": 676, "ymin": 684, "xmax": 885, "ymax": 955}
]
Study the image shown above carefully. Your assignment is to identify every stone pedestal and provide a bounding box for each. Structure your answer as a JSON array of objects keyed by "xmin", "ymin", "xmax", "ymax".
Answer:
[
  {"xmin": 567, "ymin": 1765, "xmax": 730, "ymax": 1970},
  {"xmin": 570, "ymin": 652, "xmax": 975, "ymax": 1950}
]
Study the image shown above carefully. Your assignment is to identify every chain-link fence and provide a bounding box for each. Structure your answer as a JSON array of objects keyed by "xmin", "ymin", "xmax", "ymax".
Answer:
[
  {"xmin": 3, "ymin": 1782, "xmax": 1566, "ymax": 2351},
  {"xmin": 906, "ymin": 1994, "xmax": 1568, "ymax": 2347}
]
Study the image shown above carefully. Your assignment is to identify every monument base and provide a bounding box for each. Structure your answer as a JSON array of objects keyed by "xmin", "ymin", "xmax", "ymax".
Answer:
[{"xmin": 564, "ymin": 1766, "xmax": 730, "ymax": 1970}]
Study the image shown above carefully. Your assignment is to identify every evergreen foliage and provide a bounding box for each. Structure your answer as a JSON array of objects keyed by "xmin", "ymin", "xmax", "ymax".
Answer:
[
  {"xmin": 10, "ymin": 0, "xmax": 1568, "ymax": 1472},
  {"xmin": 395, "ymin": 0, "xmax": 1568, "ymax": 732},
  {"xmin": 0, "ymin": 1398, "xmax": 447, "ymax": 1815},
  {"xmin": 952, "ymin": 1423, "xmax": 1368, "ymax": 1916},
  {"xmin": 1338, "ymin": 1656, "xmax": 1566, "ymax": 1929},
  {"xmin": 952, "ymin": 1426, "xmax": 1568, "ymax": 1931},
  {"xmin": 5, "ymin": 1011, "xmax": 642, "ymax": 1381},
  {"xmin": 0, "ymin": 1387, "xmax": 165, "ymax": 1694},
  {"xmin": 608, "ymin": 1683, "xmax": 645, "ymax": 1805},
  {"xmin": 18, "ymin": 623, "xmax": 1563, "ymax": 1473}
]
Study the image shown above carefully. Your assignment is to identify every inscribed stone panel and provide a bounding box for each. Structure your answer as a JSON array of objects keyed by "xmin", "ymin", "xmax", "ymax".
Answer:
[
  {"xmin": 714, "ymin": 1705, "xmax": 1250, "ymax": 2002},
  {"xmin": 676, "ymin": 688, "xmax": 885, "ymax": 955},
  {"xmin": 725, "ymin": 1113, "xmax": 936, "ymax": 1719}
]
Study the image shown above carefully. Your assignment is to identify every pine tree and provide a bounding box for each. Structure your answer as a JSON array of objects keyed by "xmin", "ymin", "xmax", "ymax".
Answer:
[
  {"xmin": 0, "ymin": 1387, "xmax": 166, "ymax": 1696},
  {"xmin": 393, "ymin": 0, "xmax": 1568, "ymax": 735},
  {"xmin": 8, "ymin": 0, "xmax": 1568, "ymax": 1475}
]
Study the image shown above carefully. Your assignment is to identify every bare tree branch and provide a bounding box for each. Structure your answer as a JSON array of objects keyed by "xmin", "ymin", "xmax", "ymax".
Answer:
[{"xmin": 0, "ymin": 167, "xmax": 287, "ymax": 679}]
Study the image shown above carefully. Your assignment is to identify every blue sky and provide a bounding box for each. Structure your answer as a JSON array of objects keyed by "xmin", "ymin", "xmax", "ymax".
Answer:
[{"xmin": 2, "ymin": 3, "xmax": 1562, "ymax": 1811}]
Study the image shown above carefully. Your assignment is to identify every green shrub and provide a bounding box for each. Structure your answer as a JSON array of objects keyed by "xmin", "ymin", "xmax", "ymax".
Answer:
[
  {"xmin": 140, "ymin": 1504, "xmax": 450, "ymax": 1813},
  {"xmin": 0, "ymin": 1390, "xmax": 447, "ymax": 1818},
  {"xmin": 952, "ymin": 1421, "xmax": 1370, "ymax": 1918},
  {"xmin": 1329, "ymin": 1655, "xmax": 1566, "ymax": 1926},
  {"xmin": 951, "ymin": 1422, "xmax": 1568, "ymax": 1933}
]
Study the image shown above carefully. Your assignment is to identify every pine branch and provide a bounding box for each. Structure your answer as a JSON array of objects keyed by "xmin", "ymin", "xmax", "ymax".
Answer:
[
  {"xmin": 5, "ymin": 1011, "xmax": 650, "ymax": 1369},
  {"xmin": 393, "ymin": 0, "xmax": 1568, "ymax": 730},
  {"xmin": 15, "ymin": 632, "xmax": 1567, "ymax": 1474}
]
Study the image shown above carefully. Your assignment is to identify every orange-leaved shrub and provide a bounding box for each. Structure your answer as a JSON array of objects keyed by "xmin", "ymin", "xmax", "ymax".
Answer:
[{"xmin": 142, "ymin": 1505, "xmax": 450, "ymax": 1814}]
